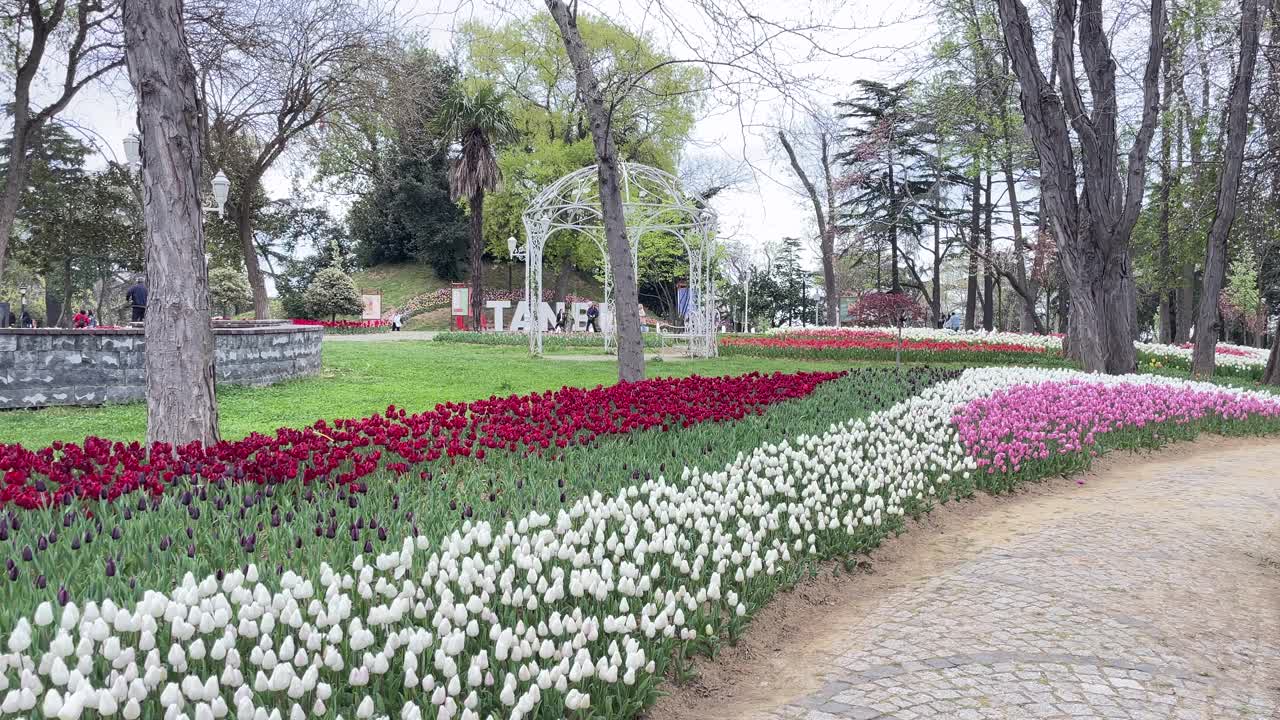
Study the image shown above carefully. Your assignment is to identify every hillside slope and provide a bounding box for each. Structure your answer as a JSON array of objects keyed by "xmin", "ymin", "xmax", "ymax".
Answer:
[{"xmin": 351, "ymin": 261, "xmax": 604, "ymax": 330}]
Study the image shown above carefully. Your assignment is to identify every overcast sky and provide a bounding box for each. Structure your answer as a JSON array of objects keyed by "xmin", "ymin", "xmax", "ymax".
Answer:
[{"xmin": 32, "ymin": 0, "xmax": 934, "ymax": 270}]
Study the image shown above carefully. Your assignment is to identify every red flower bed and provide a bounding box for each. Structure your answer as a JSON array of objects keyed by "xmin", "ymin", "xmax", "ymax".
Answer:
[
  {"xmin": 291, "ymin": 318, "xmax": 388, "ymax": 332},
  {"xmin": 724, "ymin": 330, "xmax": 1048, "ymax": 355},
  {"xmin": 0, "ymin": 371, "xmax": 842, "ymax": 511}
]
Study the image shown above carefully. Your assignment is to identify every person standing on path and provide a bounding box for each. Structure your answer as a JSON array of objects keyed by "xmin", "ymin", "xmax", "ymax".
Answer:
[
  {"xmin": 586, "ymin": 302, "xmax": 600, "ymax": 333},
  {"xmin": 126, "ymin": 277, "xmax": 148, "ymax": 322}
]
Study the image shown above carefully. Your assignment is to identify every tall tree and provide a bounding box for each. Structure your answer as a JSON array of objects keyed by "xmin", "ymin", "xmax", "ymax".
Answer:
[
  {"xmin": 777, "ymin": 121, "xmax": 841, "ymax": 325},
  {"xmin": 5, "ymin": 125, "xmax": 142, "ymax": 325},
  {"xmin": 544, "ymin": 0, "xmax": 645, "ymax": 382},
  {"xmin": 0, "ymin": 0, "xmax": 124, "ymax": 284},
  {"xmin": 195, "ymin": 0, "xmax": 388, "ymax": 318},
  {"xmin": 1191, "ymin": 0, "xmax": 1261, "ymax": 376},
  {"xmin": 997, "ymin": 0, "xmax": 1165, "ymax": 373},
  {"xmin": 124, "ymin": 0, "xmax": 219, "ymax": 446},
  {"xmin": 437, "ymin": 83, "xmax": 514, "ymax": 330},
  {"xmin": 837, "ymin": 81, "xmax": 936, "ymax": 295}
]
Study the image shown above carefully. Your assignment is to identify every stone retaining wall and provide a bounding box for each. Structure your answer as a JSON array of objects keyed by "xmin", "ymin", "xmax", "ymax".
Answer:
[{"xmin": 0, "ymin": 325, "xmax": 323, "ymax": 409}]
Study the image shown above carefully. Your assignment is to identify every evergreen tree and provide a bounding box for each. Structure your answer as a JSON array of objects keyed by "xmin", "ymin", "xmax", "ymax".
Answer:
[
  {"xmin": 2, "ymin": 123, "xmax": 142, "ymax": 325},
  {"xmin": 836, "ymin": 81, "xmax": 938, "ymax": 293},
  {"xmin": 347, "ymin": 147, "xmax": 470, "ymax": 278},
  {"xmin": 772, "ymin": 236, "xmax": 810, "ymax": 325}
]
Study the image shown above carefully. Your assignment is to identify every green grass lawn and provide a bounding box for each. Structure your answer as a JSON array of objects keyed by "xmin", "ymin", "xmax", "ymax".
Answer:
[{"xmin": 0, "ymin": 341, "xmax": 861, "ymax": 448}]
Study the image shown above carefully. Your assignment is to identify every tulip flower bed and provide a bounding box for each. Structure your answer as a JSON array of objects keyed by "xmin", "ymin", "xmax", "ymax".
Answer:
[
  {"xmin": 736, "ymin": 327, "xmax": 1272, "ymax": 379},
  {"xmin": 0, "ymin": 368, "xmax": 1277, "ymax": 718},
  {"xmin": 723, "ymin": 328, "xmax": 1065, "ymax": 366},
  {"xmin": 433, "ymin": 332, "xmax": 661, "ymax": 349},
  {"xmin": 290, "ymin": 319, "xmax": 389, "ymax": 335},
  {"xmin": 0, "ymin": 371, "xmax": 845, "ymax": 512},
  {"xmin": 1, "ymin": 368, "xmax": 1276, "ymax": 720},
  {"xmin": 0, "ymin": 369, "xmax": 944, "ymax": 623}
]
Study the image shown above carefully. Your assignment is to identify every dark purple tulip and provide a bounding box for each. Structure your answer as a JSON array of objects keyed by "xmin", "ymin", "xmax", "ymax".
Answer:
[
  {"xmin": 284, "ymin": 511, "xmax": 294, "ymax": 523},
  {"xmin": 159, "ymin": 536, "xmax": 171, "ymax": 551},
  {"xmin": 363, "ymin": 540, "xmax": 373, "ymax": 554},
  {"xmin": 70, "ymin": 537, "xmax": 81, "ymax": 551},
  {"xmin": 294, "ymin": 537, "xmax": 302, "ymax": 550},
  {"xmin": 83, "ymin": 529, "xmax": 94, "ymax": 545},
  {"xmin": 412, "ymin": 525, "xmax": 419, "ymax": 536},
  {"xmin": 35, "ymin": 574, "xmax": 46, "ymax": 590},
  {"xmin": 314, "ymin": 525, "xmax": 323, "ymax": 538},
  {"xmin": 325, "ymin": 525, "xmax": 336, "ymax": 540},
  {"xmin": 128, "ymin": 577, "xmax": 136, "ymax": 590},
  {"xmin": 47, "ymin": 531, "xmax": 57, "ymax": 544},
  {"xmin": 348, "ymin": 526, "xmax": 359, "ymax": 542},
  {"xmin": 215, "ymin": 569, "xmax": 225, "ymax": 581},
  {"xmin": 189, "ymin": 506, "xmax": 201, "ymax": 521},
  {"xmin": 187, "ymin": 544, "xmax": 196, "ymax": 558},
  {"xmin": 464, "ymin": 505, "xmax": 473, "ymax": 518},
  {"xmin": 449, "ymin": 500, "xmax": 457, "ymax": 511},
  {"xmin": 64, "ymin": 512, "xmax": 76, "ymax": 528},
  {"xmin": 105, "ymin": 559, "xmax": 116, "ymax": 577},
  {"xmin": 559, "ymin": 493, "xmax": 566, "ymax": 503},
  {"xmin": 21, "ymin": 546, "xmax": 33, "ymax": 562},
  {"xmin": 37, "ymin": 536, "xmax": 47, "ymax": 552},
  {"xmin": 181, "ymin": 491, "xmax": 192, "ymax": 507},
  {"xmin": 14, "ymin": 515, "xmax": 23, "ymax": 531},
  {"xmin": 347, "ymin": 496, "xmax": 358, "ymax": 509},
  {"xmin": 377, "ymin": 527, "xmax": 387, "ymax": 542},
  {"xmin": 557, "ymin": 478, "xmax": 565, "ymax": 488},
  {"xmin": 111, "ymin": 527, "xmax": 122, "ymax": 541},
  {"xmin": 7, "ymin": 566, "xmax": 17, "ymax": 581},
  {"xmin": 406, "ymin": 511, "xmax": 414, "ymax": 522},
  {"xmin": 0, "ymin": 527, "xmax": 7, "ymax": 542},
  {"xmin": 355, "ymin": 517, "xmax": 364, "ymax": 530},
  {"xmin": 57, "ymin": 586, "xmax": 70, "ymax": 605}
]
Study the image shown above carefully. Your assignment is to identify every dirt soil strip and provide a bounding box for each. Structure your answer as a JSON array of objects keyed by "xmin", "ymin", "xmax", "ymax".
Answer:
[{"xmin": 644, "ymin": 436, "xmax": 1280, "ymax": 720}]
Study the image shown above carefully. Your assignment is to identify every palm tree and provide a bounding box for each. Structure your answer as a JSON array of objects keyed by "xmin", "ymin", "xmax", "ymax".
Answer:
[{"xmin": 437, "ymin": 83, "xmax": 514, "ymax": 330}]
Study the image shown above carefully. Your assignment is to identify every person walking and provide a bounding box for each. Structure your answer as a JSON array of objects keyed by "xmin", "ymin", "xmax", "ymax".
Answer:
[
  {"xmin": 126, "ymin": 277, "xmax": 148, "ymax": 322},
  {"xmin": 20, "ymin": 310, "xmax": 33, "ymax": 328},
  {"xmin": 391, "ymin": 313, "xmax": 404, "ymax": 331},
  {"xmin": 586, "ymin": 302, "xmax": 600, "ymax": 333}
]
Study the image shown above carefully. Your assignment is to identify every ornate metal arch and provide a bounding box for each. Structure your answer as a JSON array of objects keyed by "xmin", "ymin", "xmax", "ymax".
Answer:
[{"xmin": 520, "ymin": 162, "xmax": 719, "ymax": 357}]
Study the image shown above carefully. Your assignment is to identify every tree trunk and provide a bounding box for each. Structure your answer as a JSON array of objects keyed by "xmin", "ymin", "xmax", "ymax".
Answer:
[
  {"xmin": 1157, "ymin": 37, "xmax": 1175, "ymax": 344},
  {"xmin": 777, "ymin": 130, "xmax": 838, "ymax": 324},
  {"xmin": 468, "ymin": 189, "xmax": 485, "ymax": 329},
  {"xmin": 235, "ymin": 178, "xmax": 270, "ymax": 319},
  {"xmin": 887, "ymin": 158, "xmax": 901, "ymax": 293},
  {"xmin": 932, "ymin": 218, "xmax": 943, "ymax": 326},
  {"xmin": 125, "ymin": 0, "xmax": 220, "ymax": 447},
  {"xmin": 997, "ymin": 0, "xmax": 1163, "ymax": 373},
  {"xmin": 1265, "ymin": 325, "xmax": 1280, "ymax": 385},
  {"xmin": 1192, "ymin": 0, "xmax": 1259, "ymax": 377},
  {"xmin": 0, "ymin": 155, "xmax": 29, "ymax": 286},
  {"xmin": 546, "ymin": 0, "xmax": 644, "ymax": 381},
  {"xmin": 59, "ymin": 257, "xmax": 74, "ymax": 327},
  {"xmin": 982, "ymin": 171, "xmax": 995, "ymax": 330},
  {"xmin": 554, "ymin": 253, "xmax": 572, "ymax": 307},
  {"xmin": 964, "ymin": 169, "xmax": 980, "ymax": 330}
]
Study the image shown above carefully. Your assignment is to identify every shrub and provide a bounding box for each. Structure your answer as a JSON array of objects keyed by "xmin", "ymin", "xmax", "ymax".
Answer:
[
  {"xmin": 208, "ymin": 266, "xmax": 252, "ymax": 317},
  {"xmin": 303, "ymin": 266, "xmax": 363, "ymax": 321}
]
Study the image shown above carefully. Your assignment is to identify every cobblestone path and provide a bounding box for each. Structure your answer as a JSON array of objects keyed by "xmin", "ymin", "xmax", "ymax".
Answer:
[
  {"xmin": 764, "ymin": 440, "xmax": 1280, "ymax": 720},
  {"xmin": 651, "ymin": 439, "xmax": 1280, "ymax": 720}
]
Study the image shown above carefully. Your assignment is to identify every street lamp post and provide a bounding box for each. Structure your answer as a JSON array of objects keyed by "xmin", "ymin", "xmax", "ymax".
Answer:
[{"xmin": 125, "ymin": 132, "xmax": 231, "ymax": 218}]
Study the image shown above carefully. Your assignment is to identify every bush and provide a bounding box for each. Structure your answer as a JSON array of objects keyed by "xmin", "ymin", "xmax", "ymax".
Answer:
[
  {"xmin": 208, "ymin": 266, "xmax": 252, "ymax": 317},
  {"xmin": 303, "ymin": 267, "xmax": 363, "ymax": 321}
]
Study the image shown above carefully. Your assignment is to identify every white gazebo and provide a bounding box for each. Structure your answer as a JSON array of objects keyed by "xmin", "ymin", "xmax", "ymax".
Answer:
[{"xmin": 517, "ymin": 162, "xmax": 719, "ymax": 357}]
